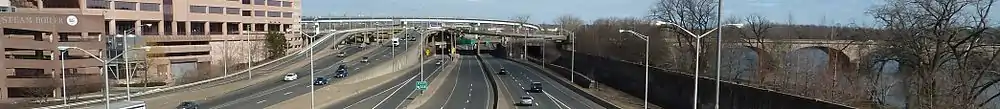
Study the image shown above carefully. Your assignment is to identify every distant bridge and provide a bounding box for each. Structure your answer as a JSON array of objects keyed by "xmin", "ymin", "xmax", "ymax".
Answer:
[{"xmin": 301, "ymin": 17, "xmax": 542, "ymax": 30}]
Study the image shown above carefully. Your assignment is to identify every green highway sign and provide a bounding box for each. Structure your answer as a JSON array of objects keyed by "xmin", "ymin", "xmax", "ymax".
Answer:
[{"xmin": 416, "ymin": 81, "xmax": 428, "ymax": 90}]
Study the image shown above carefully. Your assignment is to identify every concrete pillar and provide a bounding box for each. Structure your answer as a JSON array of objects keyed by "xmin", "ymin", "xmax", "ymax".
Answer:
[
  {"xmin": 0, "ymin": 28, "xmax": 6, "ymax": 100},
  {"xmin": 134, "ymin": 20, "xmax": 142, "ymax": 35},
  {"xmin": 109, "ymin": 20, "xmax": 117, "ymax": 35},
  {"xmin": 222, "ymin": 22, "xmax": 229, "ymax": 35},
  {"xmin": 158, "ymin": 21, "xmax": 165, "ymax": 35},
  {"xmin": 184, "ymin": 21, "xmax": 191, "ymax": 35},
  {"xmin": 203, "ymin": 22, "xmax": 210, "ymax": 35}
]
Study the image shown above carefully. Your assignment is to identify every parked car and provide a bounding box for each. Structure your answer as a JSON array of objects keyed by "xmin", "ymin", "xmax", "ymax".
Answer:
[
  {"xmin": 313, "ymin": 77, "xmax": 329, "ymax": 85},
  {"xmin": 283, "ymin": 73, "xmax": 298, "ymax": 81},
  {"xmin": 517, "ymin": 96, "xmax": 534, "ymax": 106},
  {"xmin": 176, "ymin": 101, "xmax": 199, "ymax": 109}
]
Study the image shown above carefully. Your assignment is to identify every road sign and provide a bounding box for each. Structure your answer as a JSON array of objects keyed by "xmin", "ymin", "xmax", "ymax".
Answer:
[{"xmin": 416, "ymin": 81, "xmax": 428, "ymax": 90}]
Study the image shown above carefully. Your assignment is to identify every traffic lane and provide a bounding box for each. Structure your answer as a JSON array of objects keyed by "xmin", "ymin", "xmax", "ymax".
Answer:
[
  {"xmin": 372, "ymin": 57, "xmax": 450, "ymax": 109},
  {"xmin": 204, "ymin": 46, "xmax": 398, "ymax": 109},
  {"xmin": 494, "ymin": 58, "xmax": 564, "ymax": 109},
  {"xmin": 220, "ymin": 41, "xmax": 414, "ymax": 109},
  {"xmin": 194, "ymin": 45, "xmax": 368, "ymax": 107},
  {"xmin": 498, "ymin": 58, "xmax": 605, "ymax": 109},
  {"xmin": 335, "ymin": 57, "xmax": 448, "ymax": 109},
  {"xmin": 481, "ymin": 56, "xmax": 546, "ymax": 109},
  {"xmin": 415, "ymin": 57, "xmax": 463, "ymax": 109},
  {"xmin": 443, "ymin": 56, "xmax": 491, "ymax": 109}
]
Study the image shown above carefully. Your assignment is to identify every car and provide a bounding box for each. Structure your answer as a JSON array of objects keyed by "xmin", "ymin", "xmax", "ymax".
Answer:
[
  {"xmin": 336, "ymin": 52, "xmax": 346, "ymax": 57},
  {"xmin": 176, "ymin": 101, "xmax": 199, "ymax": 109},
  {"xmin": 361, "ymin": 57, "xmax": 370, "ymax": 63},
  {"xmin": 313, "ymin": 77, "xmax": 329, "ymax": 85},
  {"xmin": 334, "ymin": 65, "xmax": 349, "ymax": 78},
  {"xmin": 435, "ymin": 60, "xmax": 442, "ymax": 65},
  {"xmin": 517, "ymin": 96, "xmax": 534, "ymax": 106},
  {"xmin": 283, "ymin": 73, "xmax": 298, "ymax": 81},
  {"xmin": 498, "ymin": 68, "xmax": 508, "ymax": 75},
  {"xmin": 529, "ymin": 81, "xmax": 542, "ymax": 93}
]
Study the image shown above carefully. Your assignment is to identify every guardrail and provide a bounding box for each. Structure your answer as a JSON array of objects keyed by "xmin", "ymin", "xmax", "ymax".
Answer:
[{"xmin": 34, "ymin": 28, "xmax": 403, "ymax": 109}]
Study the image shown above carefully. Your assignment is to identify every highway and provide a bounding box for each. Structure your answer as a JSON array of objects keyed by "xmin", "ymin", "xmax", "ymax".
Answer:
[
  {"xmin": 418, "ymin": 55, "xmax": 494, "ymax": 109},
  {"xmin": 198, "ymin": 31, "xmax": 413, "ymax": 109},
  {"xmin": 331, "ymin": 55, "xmax": 451, "ymax": 109},
  {"xmin": 480, "ymin": 55, "xmax": 606, "ymax": 109}
]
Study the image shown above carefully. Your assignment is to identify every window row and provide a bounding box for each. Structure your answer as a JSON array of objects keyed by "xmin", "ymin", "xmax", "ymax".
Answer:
[
  {"xmin": 190, "ymin": 5, "xmax": 294, "ymax": 18},
  {"xmin": 87, "ymin": 0, "xmax": 159, "ymax": 11},
  {"xmin": 241, "ymin": 0, "xmax": 294, "ymax": 7}
]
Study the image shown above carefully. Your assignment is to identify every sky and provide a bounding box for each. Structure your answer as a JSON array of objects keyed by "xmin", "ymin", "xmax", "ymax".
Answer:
[{"xmin": 300, "ymin": 0, "xmax": 986, "ymax": 26}]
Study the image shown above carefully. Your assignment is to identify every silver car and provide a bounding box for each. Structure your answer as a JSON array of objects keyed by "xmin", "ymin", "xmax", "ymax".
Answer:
[{"xmin": 518, "ymin": 96, "xmax": 534, "ymax": 106}]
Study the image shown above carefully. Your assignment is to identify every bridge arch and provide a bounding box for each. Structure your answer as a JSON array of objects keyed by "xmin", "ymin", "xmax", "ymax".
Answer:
[
  {"xmin": 781, "ymin": 46, "xmax": 855, "ymax": 85},
  {"xmin": 721, "ymin": 46, "xmax": 776, "ymax": 83}
]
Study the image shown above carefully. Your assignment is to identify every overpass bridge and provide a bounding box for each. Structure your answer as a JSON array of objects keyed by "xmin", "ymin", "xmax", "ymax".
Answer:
[{"xmin": 301, "ymin": 17, "xmax": 542, "ymax": 30}]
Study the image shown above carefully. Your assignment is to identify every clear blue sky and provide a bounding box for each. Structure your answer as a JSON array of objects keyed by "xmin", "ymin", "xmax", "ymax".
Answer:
[{"xmin": 300, "ymin": 0, "xmax": 987, "ymax": 26}]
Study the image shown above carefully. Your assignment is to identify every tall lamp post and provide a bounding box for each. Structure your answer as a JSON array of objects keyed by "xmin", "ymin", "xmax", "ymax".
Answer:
[
  {"xmin": 617, "ymin": 30, "xmax": 649, "ymax": 109},
  {"xmin": 297, "ymin": 18, "xmax": 321, "ymax": 109},
  {"xmin": 57, "ymin": 46, "xmax": 149, "ymax": 109},
  {"xmin": 117, "ymin": 24, "xmax": 151, "ymax": 101},
  {"xmin": 654, "ymin": 21, "xmax": 742, "ymax": 109}
]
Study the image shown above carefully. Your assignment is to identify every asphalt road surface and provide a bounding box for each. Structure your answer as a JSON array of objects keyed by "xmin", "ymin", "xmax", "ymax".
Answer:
[
  {"xmin": 418, "ymin": 55, "xmax": 493, "ymax": 109},
  {"xmin": 479, "ymin": 55, "xmax": 606, "ymax": 109},
  {"xmin": 331, "ymin": 55, "xmax": 451, "ymax": 109}
]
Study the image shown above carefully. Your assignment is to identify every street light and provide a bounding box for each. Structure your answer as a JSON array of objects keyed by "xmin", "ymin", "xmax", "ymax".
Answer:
[
  {"xmin": 116, "ymin": 24, "xmax": 151, "ymax": 101},
  {"xmin": 655, "ymin": 21, "xmax": 742, "ymax": 109},
  {"xmin": 617, "ymin": 30, "xmax": 649, "ymax": 109},
  {"xmin": 57, "ymin": 46, "xmax": 149, "ymax": 109},
  {"xmin": 296, "ymin": 17, "xmax": 321, "ymax": 109}
]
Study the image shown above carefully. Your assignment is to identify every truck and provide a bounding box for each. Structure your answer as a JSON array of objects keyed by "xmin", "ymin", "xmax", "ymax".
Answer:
[{"xmin": 391, "ymin": 37, "xmax": 400, "ymax": 47}]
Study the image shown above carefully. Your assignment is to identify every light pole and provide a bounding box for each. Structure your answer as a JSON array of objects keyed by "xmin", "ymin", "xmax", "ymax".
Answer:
[
  {"xmin": 57, "ymin": 46, "xmax": 149, "ymax": 109},
  {"xmin": 655, "ymin": 21, "xmax": 742, "ymax": 109},
  {"xmin": 617, "ymin": 30, "xmax": 649, "ymax": 109},
  {"xmin": 298, "ymin": 18, "xmax": 321, "ymax": 109},
  {"xmin": 243, "ymin": 26, "xmax": 253, "ymax": 80},
  {"xmin": 117, "ymin": 24, "xmax": 151, "ymax": 101}
]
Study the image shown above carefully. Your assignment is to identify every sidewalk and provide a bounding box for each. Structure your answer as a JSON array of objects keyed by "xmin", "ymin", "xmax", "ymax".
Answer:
[{"xmin": 139, "ymin": 44, "xmax": 380, "ymax": 109}]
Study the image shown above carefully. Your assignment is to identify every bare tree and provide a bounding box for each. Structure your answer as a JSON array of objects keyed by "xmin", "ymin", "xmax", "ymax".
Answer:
[
  {"xmin": 868, "ymin": 0, "xmax": 999, "ymax": 108},
  {"xmin": 742, "ymin": 14, "xmax": 774, "ymax": 48},
  {"xmin": 649, "ymin": 0, "xmax": 719, "ymax": 73},
  {"xmin": 555, "ymin": 14, "xmax": 585, "ymax": 32}
]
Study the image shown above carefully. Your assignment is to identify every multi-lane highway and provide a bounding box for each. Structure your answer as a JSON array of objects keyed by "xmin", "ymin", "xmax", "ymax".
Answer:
[
  {"xmin": 197, "ymin": 30, "xmax": 414, "ymax": 109},
  {"xmin": 418, "ymin": 55, "xmax": 494, "ymax": 109},
  {"xmin": 333, "ymin": 55, "xmax": 452, "ymax": 109},
  {"xmin": 480, "ymin": 54, "xmax": 606, "ymax": 109}
]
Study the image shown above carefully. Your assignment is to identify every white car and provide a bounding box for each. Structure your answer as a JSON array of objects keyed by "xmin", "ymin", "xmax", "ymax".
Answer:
[
  {"xmin": 518, "ymin": 96, "xmax": 534, "ymax": 106},
  {"xmin": 283, "ymin": 73, "xmax": 298, "ymax": 81},
  {"xmin": 336, "ymin": 52, "xmax": 346, "ymax": 57}
]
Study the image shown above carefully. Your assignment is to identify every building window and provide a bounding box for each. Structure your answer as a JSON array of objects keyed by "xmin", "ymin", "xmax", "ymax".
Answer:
[
  {"xmin": 281, "ymin": 1, "xmax": 292, "ymax": 7},
  {"xmin": 254, "ymin": 0, "xmax": 265, "ymax": 5},
  {"xmin": 226, "ymin": 8, "xmax": 241, "ymax": 15},
  {"xmin": 189, "ymin": 5, "xmax": 206, "ymax": 13},
  {"xmin": 208, "ymin": 7, "xmax": 224, "ymax": 14},
  {"xmin": 282, "ymin": 12, "xmax": 293, "ymax": 18},
  {"xmin": 267, "ymin": 11, "xmax": 281, "ymax": 17},
  {"xmin": 267, "ymin": 0, "xmax": 281, "ymax": 6},
  {"xmin": 114, "ymin": 1, "xmax": 137, "ymax": 10},
  {"xmin": 254, "ymin": 10, "xmax": 265, "ymax": 17},
  {"xmin": 86, "ymin": 0, "xmax": 110, "ymax": 9},
  {"xmin": 42, "ymin": 0, "xmax": 80, "ymax": 8},
  {"xmin": 139, "ymin": 3, "xmax": 160, "ymax": 11},
  {"xmin": 241, "ymin": 10, "xmax": 252, "ymax": 16}
]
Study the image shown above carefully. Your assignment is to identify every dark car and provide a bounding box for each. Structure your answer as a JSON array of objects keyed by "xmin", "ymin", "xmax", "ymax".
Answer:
[
  {"xmin": 498, "ymin": 68, "xmax": 508, "ymax": 75},
  {"xmin": 176, "ymin": 101, "xmax": 199, "ymax": 109},
  {"xmin": 529, "ymin": 81, "xmax": 542, "ymax": 93},
  {"xmin": 334, "ymin": 65, "xmax": 349, "ymax": 78},
  {"xmin": 314, "ymin": 77, "xmax": 329, "ymax": 85}
]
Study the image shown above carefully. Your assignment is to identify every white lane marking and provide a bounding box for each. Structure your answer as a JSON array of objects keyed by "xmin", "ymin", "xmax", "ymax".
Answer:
[
  {"xmin": 544, "ymin": 91, "xmax": 572, "ymax": 109},
  {"xmin": 283, "ymin": 92, "xmax": 293, "ymax": 95},
  {"xmin": 520, "ymin": 87, "xmax": 525, "ymax": 89},
  {"xmin": 466, "ymin": 100, "xmax": 470, "ymax": 103},
  {"xmin": 256, "ymin": 100, "xmax": 267, "ymax": 104}
]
